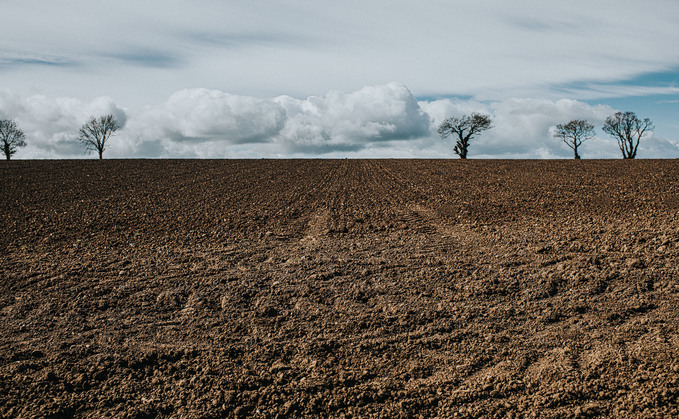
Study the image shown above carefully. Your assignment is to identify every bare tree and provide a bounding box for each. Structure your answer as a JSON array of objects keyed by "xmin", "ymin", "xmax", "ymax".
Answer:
[
  {"xmin": 553, "ymin": 119, "xmax": 595, "ymax": 159},
  {"xmin": 78, "ymin": 114, "xmax": 120, "ymax": 159},
  {"xmin": 437, "ymin": 113, "xmax": 493, "ymax": 159},
  {"xmin": 602, "ymin": 111, "xmax": 654, "ymax": 159},
  {"xmin": 0, "ymin": 119, "xmax": 27, "ymax": 161}
]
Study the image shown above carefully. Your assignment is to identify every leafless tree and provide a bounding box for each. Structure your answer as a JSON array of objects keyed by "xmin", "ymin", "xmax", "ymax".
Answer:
[
  {"xmin": 553, "ymin": 119, "xmax": 595, "ymax": 159},
  {"xmin": 602, "ymin": 111, "xmax": 654, "ymax": 159},
  {"xmin": 437, "ymin": 113, "xmax": 493, "ymax": 159},
  {"xmin": 0, "ymin": 119, "xmax": 27, "ymax": 161},
  {"xmin": 78, "ymin": 114, "xmax": 120, "ymax": 159}
]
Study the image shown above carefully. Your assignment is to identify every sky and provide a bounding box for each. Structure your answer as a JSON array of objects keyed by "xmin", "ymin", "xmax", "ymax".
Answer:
[{"xmin": 1, "ymin": 0, "xmax": 679, "ymax": 159}]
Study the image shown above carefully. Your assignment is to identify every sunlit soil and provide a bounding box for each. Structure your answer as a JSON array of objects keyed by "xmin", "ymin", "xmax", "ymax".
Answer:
[{"xmin": 2, "ymin": 159, "xmax": 678, "ymax": 417}]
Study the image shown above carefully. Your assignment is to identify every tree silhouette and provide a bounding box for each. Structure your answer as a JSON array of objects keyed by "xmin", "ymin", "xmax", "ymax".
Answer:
[
  {"xmin": 78, "ymin": 114, "xmax": 120, "ymax": 159},
  {"xmin": 553, "ymin": 119, "xmax": 594, "ymax": 159},
  {"xmin": 602, "ymin": 111, "xmax": 654, "ymax": 159},
  {"xmin": 437, "ymin": 113, "xmax": 493, "ymax": 159},
  {"xmin": 0, "ymin": 119, "xmax": 27, "ymax": 161}
]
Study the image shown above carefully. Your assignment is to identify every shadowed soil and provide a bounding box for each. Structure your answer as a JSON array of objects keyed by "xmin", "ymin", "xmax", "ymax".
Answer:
[{"xmin": 1, "ymin": 159, "xmax": 679, "ymax": 418}]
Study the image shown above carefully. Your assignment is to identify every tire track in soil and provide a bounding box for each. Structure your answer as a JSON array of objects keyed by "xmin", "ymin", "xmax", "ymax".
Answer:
[
  {"xmin": 274, "ymin": 161, "xmax": 505, "ymax": 403},
  {"xmin": 2, "ymin": 160, "xmax": 679, "ymax": 418},
  {"xmin": 356, "ymin": 161, "xmax": 679, "ymax": 416},
  {"xmin": 370, "ymin": 160, "xmax": 494, "ymax": 266},
  {"xmin": 264, "ymin": 160, "xmax": 479, "ymax": 392},
  {"xmin": 364, "ymin": 162, "xmax": 518, "ymax": 387}
]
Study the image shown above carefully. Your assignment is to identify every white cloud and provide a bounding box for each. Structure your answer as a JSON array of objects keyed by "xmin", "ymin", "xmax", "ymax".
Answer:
[
  {"xmin": 119, "ymin": 83, "xmax": 432, "ymax": 157},
  {"xmin": 140, "ymin": 89, "xmax": 286, "ymax": 144},
  {"xmin": 419, "ymin": 99, "xmax": 491, "ymax": 127},
  {"xmin": 636, "ymin": 136, "xmax": 679, "ymax": 158},
  {"xmin": 1, "ymin": 84, "xmax": 677, "ymax": 160},
  {"xmin": 275, "ymin": 83, "xmax": 430, "ymax": 153},
  {"xmin": 2, "ymin": 1, "xmax": 679, "ymax": 105},
  {"xmin": 559, "ymin": 85, "xmax": 679, "ymax": 101}
]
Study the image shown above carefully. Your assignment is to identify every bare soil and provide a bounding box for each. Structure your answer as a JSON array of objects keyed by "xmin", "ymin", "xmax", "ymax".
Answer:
[{"xmin": 2, "ymin": 159, "xmax": 679, "ymax": 418}]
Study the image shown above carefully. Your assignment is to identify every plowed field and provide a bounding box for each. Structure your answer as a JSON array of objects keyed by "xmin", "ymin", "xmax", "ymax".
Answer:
[{"xmin": 2, "ymin": 159, "xmax": 679, "ymax": 418}]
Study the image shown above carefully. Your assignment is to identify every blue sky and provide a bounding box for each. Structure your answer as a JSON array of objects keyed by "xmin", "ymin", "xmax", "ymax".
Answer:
[
  {"xmin": 581, "ymin": 70, "xmax": 679, "ymax": 139},
  {"xmin": 1, "ymin": 0, "xmax": 678, "ymax": 158}
]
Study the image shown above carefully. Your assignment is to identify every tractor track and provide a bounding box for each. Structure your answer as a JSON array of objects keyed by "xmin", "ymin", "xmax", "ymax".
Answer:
[{"xmin": 1, "ymin": 159, "xmax": 679, "ymax": 418}]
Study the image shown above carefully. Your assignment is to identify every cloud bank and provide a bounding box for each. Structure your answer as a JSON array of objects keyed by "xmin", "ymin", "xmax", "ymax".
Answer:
[{"xmin": 2, "ymin": 84, "xmax": 678, "ymax": 160}]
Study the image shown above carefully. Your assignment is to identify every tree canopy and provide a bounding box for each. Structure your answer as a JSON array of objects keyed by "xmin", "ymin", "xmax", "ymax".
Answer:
[
  {"xmin": 437, "ymin": 113, "xmax": 493, "ymax": 159},
  {"xmin": 0, "ymin": 119, "xmax": 27, "ymax": 161},
  {"xmin": 78, "ymin": 114, "xmax": 120, "ymax": 159},
  {"xmin": 553, "ymin": 119, "xmax": 595, "ymax": 159},
  {"xmin": 602, "ymin": 111, "xmax": 654, "ymax": 159}
]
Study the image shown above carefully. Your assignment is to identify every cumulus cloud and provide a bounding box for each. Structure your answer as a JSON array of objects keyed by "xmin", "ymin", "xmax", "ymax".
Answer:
[
  {"xmin": 120, "ymin": 83, "xmax": 431, "ymax": 157},
  {"xmin": 636, "ymin": 136, "xmax": 679, "ymax": 158},
  {"xmin": 275, "ymin": 83, "xmax": 430, "ymax": 153},
  {"xmin": 1, "ymin": 84, "xmax": 676, "ymax": 159},
  {"xmin": 139, "ymin": 89, "xmax": 286, "ymax": 144}
]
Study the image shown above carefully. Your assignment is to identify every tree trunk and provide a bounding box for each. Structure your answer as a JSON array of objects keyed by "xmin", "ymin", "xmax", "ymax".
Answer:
[
  {"xmin": 574, "ymin": 149, "xmax": 581, "ymax": 159},
  {"xmin": 459, "ymin": 148, "xmax": 467, "ymax": 159},
  {"xmin": 623, "ymin": 146, "xmax": 634, "ymax": 159},
  {"xmin": 98, "ymin": 150, "xmax": 103, "ymax": 160}
]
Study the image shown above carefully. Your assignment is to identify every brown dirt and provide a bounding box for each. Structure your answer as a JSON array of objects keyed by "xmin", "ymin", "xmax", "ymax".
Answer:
[{"xmin": 2, "ymin": 159, "xmax": 679, "ymax": 418}]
